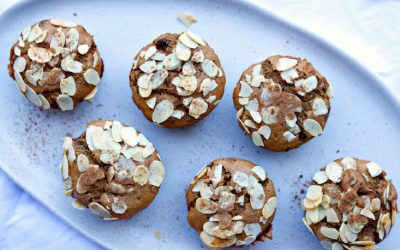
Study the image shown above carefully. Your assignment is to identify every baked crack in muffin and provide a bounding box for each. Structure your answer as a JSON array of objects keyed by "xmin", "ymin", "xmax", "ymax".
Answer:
[
  {"xmin": 186, "ymin": 158, "xmax": 277, "ymax": 248},
  {"xmin": 8, "ymin": 19, "xmax": 104, "ymax": 110},
  {"xmin": 302, "ymin": 157, "xmax": 398, "ymax": 249},
  {"xmin": 61, "ymin": 120, "xmax": 165, "ymax": 220},
  {"xmin": 233, "ymin": 55, "xmax": 332, "ymax": 151},
  {"xmin": 129, "ymin": 31, "xmax": 226, "ymax": 128}
]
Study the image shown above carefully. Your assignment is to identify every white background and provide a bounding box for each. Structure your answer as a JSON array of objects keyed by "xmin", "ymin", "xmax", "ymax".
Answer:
[{"xmin": 0, "ymin": 0, "xmax": 399, "ymax": 249}]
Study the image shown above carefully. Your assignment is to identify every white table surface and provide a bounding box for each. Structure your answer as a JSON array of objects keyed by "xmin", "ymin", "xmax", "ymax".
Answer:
[{"xmin": 0, "ymin": 0, "xmax": 399, "ymax": 249}]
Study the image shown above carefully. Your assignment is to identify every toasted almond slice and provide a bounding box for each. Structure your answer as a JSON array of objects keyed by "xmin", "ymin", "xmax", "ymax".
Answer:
[
  {"xmin": 276, "ymin": 58, "xmax": 298, "ymax": 71},
  {"xmin": 178, "ymin": 13, "xmax": 197, "ymax": 26},
  {"xmin": 148, "ymin": 160, "xmax": 165, "ymax": 187},
  {"xmin": 262, "ymin": 196, "xmax": 277, "ymax": 219},
  {"xmin": 152, "ymin": 99, "xmax": 174, "ymax": 123},
  {"xmin": 83, "ymin": 69, "xmax": 101, "ymax": 85},
  {"xmin": 56, "ymin": 94, "xmax": 74, "ymax": 111},
  {"xmin": 88, "ymin": 202, "xmax": 111, "ymax": 217}
]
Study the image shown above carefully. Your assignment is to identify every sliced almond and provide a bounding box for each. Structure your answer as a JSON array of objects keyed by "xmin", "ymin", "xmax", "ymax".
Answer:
[
  {"xmin": 148, "ymin": 160, "xmax": 164, "ymax": 187},
  {"xmin": 133, "ymin": 165, "xmax": 149, "ymax": 186},
  {"xmin": 152, "ymin": 99, "xmax": 174, "ymax": 124},
  {"xmin": 262, "ymin": 196, "xmax": 277, "ymax": 219},
  {"xmin": 196, "ymin": 198, "xmax": 218, "ymax": 214},
  {"xmin": 27, "ymin": 47, "xmax": 53, "ymax": 63},
  {"xmin": 366, "ymin": 162, "xmax": 382, "ymax": 177},
  {"xmin": 88, "ymin": 202, "xmax": 111, "ymax": 218},
  {"xmin": 303, "ymin": 119, "xmax": 323, "ymax": 136},
  {"xmin": 60, "ymin": 76, "xmax": 76, "ymax": 96},
  {"xmin": 77, "ymin": 154, "xmax": 89, "ymax": 172},
  {"xmin": 201, "ymin": 59, "xmax": 218, "ymax": 78},
  {"xmin": 177, "ymin": 13, "xmax": 197, "ymax": 26},
  {"xmin": 276, "ymin": 58, "xmax": 298, "ymax": 71},
  {"xmin": 56, "ymin": 94, "xmax": 74, "ymax": 111},
  {"xmin": 83, "ymin": 69, "xmax": 101, "ymax": 85}
]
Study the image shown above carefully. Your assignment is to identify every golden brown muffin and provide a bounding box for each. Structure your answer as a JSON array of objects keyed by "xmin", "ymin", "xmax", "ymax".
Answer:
[
  {"xmin": 233, "ymin": 55, "xmax": 332, "ymax": 151},
  {"xmin": 8, "ymin": 19, "xmax": 104, "ymax": 110},
  {"xmin": 302, "ymin": 157, "xmax": 398, "ymax": 249},
  {"xmin": 61, "ymin": 120, "xmax": 165, "ymax": 220},
  {"xmin": 129, "ymin": 31, "xmax": 226, "ymax": 128},
  {"xmin": 186, "ymin": 158, "xmax": 277, "ymax": 248}
]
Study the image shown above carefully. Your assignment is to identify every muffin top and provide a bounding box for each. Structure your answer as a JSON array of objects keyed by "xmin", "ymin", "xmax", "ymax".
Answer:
[
  {"xmin": 302, "ymin": 157, "xmax": 398, "ymax": 249},
  {"xmin": 8, "ymin": 19, "xmax": 103, "ymax": 110},
  {"xmin": 233, "ymin": 55, "xmax": 332, "ymax": 151},
  {"xmin": 129, "ymin": 31, "xmax": 226, "ymax": 128},
  {"xmin": 61, "ymin": 120, "xmax": 165, "ymax": 220},
  {"xmin": 186, "ymin": 158, "xmax": 277, "ymax": 248}
]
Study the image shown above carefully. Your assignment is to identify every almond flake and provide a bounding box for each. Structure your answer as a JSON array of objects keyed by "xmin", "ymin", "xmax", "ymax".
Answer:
[
  {"xmin": 27, "ymin": 24, "xmax": 43, "ymax": 42},
  {"xmin": 84, "ymin": 87, "xmax": 98, "ymax": 101},
  {"xmin": 38, "ymin": 94, "xmax": 50, "ymax": 109},
  {"xmin": 149, "ymin": 160, "xmax": 164, "ymax": 187},
  {"xmin": 192, "ymin": 50, "xmax": 204, "ymax": 63},
  {"xmin": 14, "ymin": 71, "xmax": 26, "ymax": 93},
  {"xmin": 22, "ymin": 25, "xmax": 31, "ymax": 41},
  {"xmin": 139, "ymin": 60, "xmax": 157, "ymax": 74},
  {"xmin": 370, "ymin": 198, "xmax": 381, "ymax": 212},
  {"xmin": 360, "ymin": 207, "xmax": 375, "ymax": 220},
  {"xmin": 307, "ymin": 185, "xmax": 323, "ymax": 200},
  {"xmin": 176, "ymin": 42, "xmax": 191, "ymax": 61},
  {"xmin": 35, "ymin": 29, "xmax": 47, "ymax": 43},
  {"xmin": 151, "ymin": 69, "xmax": 168, "ymax": 89},
  {"xmin": 326, "ymin": 85, "xmax": 334, "ymax": 98},
  {"xmin": 341, "ymin": 157, "xmax": 356, "ymax": 170},
  {"xmin": 258, "ymin": 125, "xmax": 271, "ymax": 140},
  {"xmin": 182, "ymin": 61, "xmax": 197, "ymax": 76},
  {"xmin": 366, "ymin": 162, "xmax": 382, "ymax": 177},
  {"xmin": 178, "ymin": 13, "xmax": 197, "ymax": 26},
  {"xmin": 281, "ymin": 67, "xmax": 298, "ymax": 83},
  {"xmin": 50, "ymin": 19, "xmax": 77, "ymax": 27},
  {"xmin": 56, "ymin": 94, "xmax": 74, "ymax": 111},
  {"xmin": 14, "ymin": 46, "xmax": 21, "ymax": 56},
  {"xmin": 61, "ymin": 57, "xmax": 83, "ymax": 73},
  {"xmin": 250, "ymin": 111, "xmax": 262, "ymax": 123},
  {"xmin": 25, "ymin": 86, "xmax": 42, "ymax": 107},
  {"xmin": 189, "ymin": 97, "xmax": 208, "ymax": 119},
  {"xmin": 252, "ymin": 166, "xmax": 266, "ymax": 181},
  {"xmin": 66, "ymin": 28, "xmax": 79, "ymax": 50},
  {"xmin": 320, "ymin": 226, "xmax": 340, "ymax": 240},
  {"xmin": 111, "ymin": 199, "xmax": 128, "ymax": 214},
  {"xmin": 13, "ymin": 57, "xmax": 26, "ymax": 72},
  {"xmin": 276, "ymin": 58, "xmax": 298, "ymax": 71},
  {"xmin": 146, "ymin": 97, "xmax": 157, "ymax": 109},
  {"xmin": 326, "ymin": 208, "xmax": 339, "ymax": 223},
  {"xmin": 179, "ymin": 32, "xmax": 198, "ymax": 49},
  {"xmin": 312, "ymin": 97, "xmax": 328, "ymax": 115},
  {"xmin": 252, "ymin": 131, "xmax": 264, "ymax": 146},
  {"xmin": 201, "ymin": 59, "xmax": 218, "ymax": 77},
  {"xmin": 200, "ymin": 231, "xmax": 236, "ymax": 248},
  {"xmin": 326, "ymin": 162, "xmax": 343, "ymax": 183},
  {"xmin": 187, "ymin": 31, "xmax": 206, "ymax": 46},
  {"xmin": 261, "ymin": 106, "xmax": 279, "ymax": 124},
  {"xmin": 78, "ymin": 44, "xmax": 90, "ymax": 55},
  {"xmin": 50, "ymin": 29, "xmax": 66, "ymax": 49},
  {"xmin": 60, "ymin": 76, "xmax": 76, "ymax": 96},
  {"xmin": 303, "ymin": 75, "xmax": 318, "ymax": 92},
  {"xmin": 77, "ymin": 154, "xmax": 89, "ymax": 172},
  {"xmin": 152, "ymin": 99, "xmax": 174, "ymax": 123},
  {"xmin": 313, "ymin": 171, "xmax": 328, "ymax": 184},
  {"xmin": 88, "ymin": 202, "xmax": 111, "ymax": 218},
  {"xmin": 196, "ymin": 198, "xmax": 218, "ymax": 214},
  {"xmin": 303, "ymin": 119, "xmax": 323, "ymax": 136},
  {"xmin": 28, "ymin": 47, "xmax": 53, "ymax": 63},
  {"xmin": 133, "ymin": 165, "xmax": 149, "ymax": 186},
  {"xmin": 163, "ymin": 53, "xmax": 181, "ymax": 70},
  {"xmin": 233, "ymin": 171, "xmax": 249, "ymax": 187},
  {"xmin": 262, "ymin": 196, "xmax": 277, "ymax": 219},
  {"xmin": 283, "ymin": 131, "xmax": 296, "ymax": 143},
  {"xmin": 244, "ymin": 223, "xmax": 261, "ymax": 236},
  {"xmin": 120, "ymin": 127, "xmax": 138, "ymax": 147},
  {"xmin": 111, "ymin": 121, "xmax": 123, "ymax": 142},
  {"xmin": 61, "ymin": 154, "xmax": 69, "ymax": 179},
  {"xmin": 247, "ymin": 182, "xmax": 265, "ymax": 209}
]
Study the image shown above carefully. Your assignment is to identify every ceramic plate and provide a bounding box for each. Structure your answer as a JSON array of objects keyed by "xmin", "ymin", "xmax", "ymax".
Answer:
[{"xmin": 0, "ymin": 0, "xmax": 399, "ymax": 249}]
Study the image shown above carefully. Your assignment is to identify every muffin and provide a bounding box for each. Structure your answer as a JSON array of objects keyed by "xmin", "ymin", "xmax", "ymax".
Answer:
[
  {"xmin": 233, "ymin": 55, "xmax": 333, "ymax": 151},
  {"xmin": 129, "ymin": 31, "xmax": 226, "ymax": 128},
  {"xmin": 8, "ymin": 19, "xmax": 104, "ymax": 110},
  {"xmin": 186, "ymin": 158, "xmax": 277, "ymax": 248},
  {"xmin": 61, "ymin": 120, "xmax": 165, "ymax": 220},
  {"xmin": 302, "ymin": 157, "xmax": 398, "ymax": 249}
]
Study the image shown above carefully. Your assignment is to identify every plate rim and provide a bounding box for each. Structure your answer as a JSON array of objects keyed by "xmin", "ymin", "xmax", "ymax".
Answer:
[{"xmin": 0, "ymin": 0, "xmax": 399, "ymax": 249}]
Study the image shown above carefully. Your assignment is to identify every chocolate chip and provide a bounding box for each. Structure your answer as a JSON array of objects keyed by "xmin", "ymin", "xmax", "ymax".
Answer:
[{"xmin": 156, "ymin": 39, "xmax": 170, "ymax": 50}]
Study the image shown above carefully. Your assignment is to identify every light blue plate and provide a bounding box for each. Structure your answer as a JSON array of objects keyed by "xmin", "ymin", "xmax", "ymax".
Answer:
[{"xmin": 0, "ymin": 0, "xmax": 399, "ymax": 249}]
